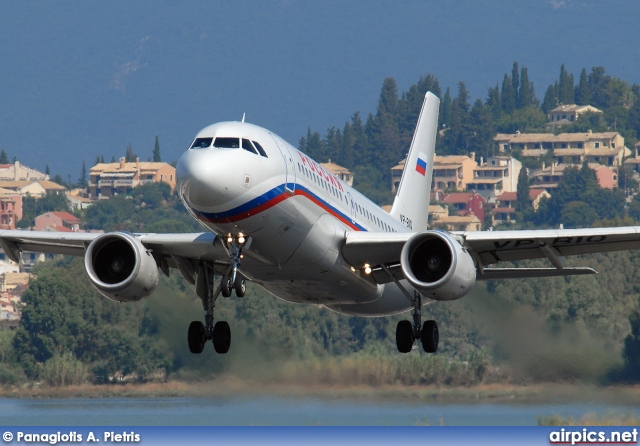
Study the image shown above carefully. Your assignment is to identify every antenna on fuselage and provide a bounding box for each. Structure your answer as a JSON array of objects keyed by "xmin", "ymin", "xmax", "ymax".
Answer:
[{"xmin": 242, "ymin": 113, "xmax": 246, "ymax": 123}]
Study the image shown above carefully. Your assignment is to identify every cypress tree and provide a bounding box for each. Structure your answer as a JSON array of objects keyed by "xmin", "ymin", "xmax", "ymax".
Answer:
[
  {"xmin": 516, "ymin": 167, "xmax": 532, "ymax": 215},
  {"xmin": 78, "ymin": 161, "xmax": 87, "ymax": 188},
  {"xmin": 0, "ymin": 150, "xmax": 8, "ymax": 164},
  {"xmin": 511, "ymin": 62, "xmax": 520, "ymax": 108},
  {"xmin": 442, "ymin": 87, "xmax": 453, "ymax": 128},
  {"xmin": 558, "ymin": 64, "xmax": 575, "ymax": 104},
  {"xmin": 153, "ymin": 136, "xmax": 161, "ymax": 162},
  {"xmin": 518, "ymin": 67, "xmax": 534, "ymax": 109},
  {"xmin": 575, "ymin": 68, "xmax": 590, "ymax": 105},
  {"xmin": 486, "ymin": 84, "xmax": 502, "ymax": 120},
  {"xmin": 125, "ymin": 144, "xmax": 137, "ymax": 162},
  {"xmin": 501, "ymin": 74, "xmax": 516, "ymax": 114},
  {"xmin": 542, "ymin": 83, "xmax": 558, "ymax": 114}
]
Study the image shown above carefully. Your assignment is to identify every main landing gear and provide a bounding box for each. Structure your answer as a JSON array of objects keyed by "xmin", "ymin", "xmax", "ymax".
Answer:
[
  {"xmin": 395, "ymin": 291, "xmax": 439, "ymax": 353},
  {"xmin": 380, "ymin": 265, "xmax": 439, "ymax": 354},
  {"xmin": 187, "ymin": 235, "xmax": 248, "ymax": 354}
]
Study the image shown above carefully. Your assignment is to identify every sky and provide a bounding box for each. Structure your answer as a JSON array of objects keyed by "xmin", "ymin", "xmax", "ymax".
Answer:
[{"xmin": 1, "ymin": 0, "xmax": 640, "ymax": 178}]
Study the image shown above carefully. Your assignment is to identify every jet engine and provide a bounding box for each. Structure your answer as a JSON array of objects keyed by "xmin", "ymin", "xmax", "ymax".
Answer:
[
  {"xmin": 400, "ymin": 231, "xmax": 476, "ymax": 301},
  {"xmin": 84, "ymin": 232, "xmax": 159, "ymax": 302}
]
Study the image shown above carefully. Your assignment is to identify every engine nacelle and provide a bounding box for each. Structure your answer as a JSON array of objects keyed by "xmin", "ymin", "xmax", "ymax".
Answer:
[
  {"xmin": 84, "ymin": 232, "xmax": 159, "ymax": 302},
  {"xmin": 400, "ymin": 231, "xmax": 476, "ymax": 301}
]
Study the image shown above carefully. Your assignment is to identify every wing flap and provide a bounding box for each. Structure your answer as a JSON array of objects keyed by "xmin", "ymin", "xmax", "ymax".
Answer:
[
  {"xmin": 478, "ymin": 267, "xmax": 597, "ymax": 280},
  {"xmin": 458, "ymin": 226, "xmax": 640, "ymax": 265}
]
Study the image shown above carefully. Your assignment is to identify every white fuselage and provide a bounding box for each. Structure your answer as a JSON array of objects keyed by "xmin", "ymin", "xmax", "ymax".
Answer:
[{"xmin": 176, "ymin": 121, "xmax": 415, "ymax": 316}]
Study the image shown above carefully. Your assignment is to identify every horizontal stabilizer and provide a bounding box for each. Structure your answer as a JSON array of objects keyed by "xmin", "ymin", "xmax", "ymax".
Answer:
[{"xmin": 477, "ymin": 267, "xmax": 597, "ymax": 280}]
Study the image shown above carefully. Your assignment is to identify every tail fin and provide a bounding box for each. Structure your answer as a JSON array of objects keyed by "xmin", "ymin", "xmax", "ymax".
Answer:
[{"xmin": 390, "ymin": 91, "xmax": 440, "ymax": 232}]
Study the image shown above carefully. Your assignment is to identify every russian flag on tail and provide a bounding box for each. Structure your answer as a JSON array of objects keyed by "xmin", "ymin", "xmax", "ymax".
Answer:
[{"xmin": 415, "ymin": 151, "xmax": 427, "ymax": 176}]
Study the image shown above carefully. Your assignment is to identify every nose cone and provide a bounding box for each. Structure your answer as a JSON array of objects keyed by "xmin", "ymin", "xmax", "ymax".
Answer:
[{"xmin": 176, "ymin": 149, "xmax": 230, "ymax": 209}]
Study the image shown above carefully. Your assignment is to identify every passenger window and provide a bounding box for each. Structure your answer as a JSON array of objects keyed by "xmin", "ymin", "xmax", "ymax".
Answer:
[
  {"xmin": 190, "ymin": 137, "xmax": 213, "ymax": 149},
  {"xmin": 252, "ymin": 141, "xmax": 268, "ymax": 157},
  {"xmin": 213, "ymin": 137, "xmax": 240, "ymax": 149},
  {"xmin": 242, "ymin": 139, "xmax": 259, "ymax": 155}
]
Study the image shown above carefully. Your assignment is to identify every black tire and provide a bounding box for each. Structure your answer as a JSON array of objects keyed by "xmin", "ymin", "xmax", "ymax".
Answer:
[
  {"xmin": 212, "ymin": 321, "xmax": 231, "ymax": 354},
  {"xmin": 221, "ymin": 276, "xmax": 232, "ymax": 298},
  {"xmin": 235, "ymin": 277, "xmax": 246, "ymax": 297},
  {"xmin": 396, "ymin": 320, "xmax": 414, "ymax": 353},
  {"xmin": 188, "ymin": 321, "xmax": 206, "ymax": 354},
  {"xmin": 421, "ymin": 320, "xmax": 439, "ymax": 353}
]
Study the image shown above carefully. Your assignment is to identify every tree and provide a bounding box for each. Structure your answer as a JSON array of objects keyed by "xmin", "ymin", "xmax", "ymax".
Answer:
[
  {"xmin": 518, "ymin": 67, "xmax": 536, "ymax": 109},
  {"xmin": 501, "ymin": 74, "xmax": 516, "ymax": 114},
  {"xmin": 588, "ymin": 66, "xmax": 611, "ymax": 109},
  {"xmin": 467, "ymin": 100, "xmax": 494, "ymax": 160},
  {"xmin": 45, "ymin": 165, "xmax": 50, "ymax": 176},
  {"xmin": 441, "ymin": 87, "xmax": 453, "ymax": 128},
  {"xmin": 542, "ymin": 82, "xmax": 559, "ymax": 114},
  {"xmin": 559, "ymin": 64, "xmax": 575, "ymax": 104},
  {"xmin": 516, "ymin": 167, "xmax": 532, "ymax": 218},
  {"xmin": 511, "ymin": 62, "xmax": 520, "ymax": 108},
  {"xmin": 12, "ymin": 258, "xmax": 163, "ymax": 381},
  {"xmin": 620, "ymin": 299, "xmax": 640, "ymax": 382},
  {"xmin": 486, "ymin": 84, "xmax": 501, "ymax": 120},
  {"xmin": 0, "ymin": 150, "xmax": 8, "ymax": 164},
  {"xmin": 125, "ymin": 144, "xmax": 137, "ymax": 162},
  {"xmin": 153, "ymin": 136, "xmax": 161, "ymax": 162},
  {"xmin": 77, "ymin": 161, "xmax": 88, "ymax": 188},
  {"xmin": 575, "ymin": 68, "xmax": 590, "ymax": 105}
]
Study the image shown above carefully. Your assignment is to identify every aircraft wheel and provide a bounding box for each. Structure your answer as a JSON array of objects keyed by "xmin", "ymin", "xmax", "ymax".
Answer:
[
  {"xmin": 235, "ymin": 277, "xmax": 246, "ymax": 297},
  {"xmin": 188, "ymin": 321, "xmax": 206, "ymax": 354},
  {"xmin": 396, "ymin": 320, "xmax": 414, "ymax": 353},
  {"xmin": 221, "ymin": 276, "xmax": 233, "ymax": 298},
  {"xmin": 212, "ymin": 321, "xmax": 231, "ymax": 354},
  {"xmin": 421, "ymin": 320, "xmax": 439, "ymax": 353}
]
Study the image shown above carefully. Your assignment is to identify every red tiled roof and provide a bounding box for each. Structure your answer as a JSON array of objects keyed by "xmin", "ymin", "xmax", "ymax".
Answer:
[
  {"xmin": 530, "ymin": 189, "xmax": 547, "ymax": 199},
  {"xmin": 49, "ymin": 211, "xmax": 80, "ymax": 223},
  {"xmin": 497, "ymin": 192, "xmax": 517, "ymax": 201},
  {"xmin": 441, "ymin": 192, "xmax": 475, "ymax": 203}
]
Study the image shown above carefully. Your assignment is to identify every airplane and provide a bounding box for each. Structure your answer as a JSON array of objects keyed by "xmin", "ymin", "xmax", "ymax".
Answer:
[{"xmin": 2, "ymin": 91, "xmax": 640, "ymax": 355}]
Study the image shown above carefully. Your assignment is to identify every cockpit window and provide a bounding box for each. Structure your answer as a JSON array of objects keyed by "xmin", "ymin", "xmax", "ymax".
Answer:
[
  {"xmin": 190, "ymin": 137, "xmax": 213, "ymax": 149},
  {"xmin": 213, "ymin": 137, "xmax": 240, "ymax": 149},
  {"xmin": 252, "ymin": 141, "xmax": 268, "ymax": 158},
  {"xmin": 242, "ymin": 139, "xmax": 259, "ymax": 155}
]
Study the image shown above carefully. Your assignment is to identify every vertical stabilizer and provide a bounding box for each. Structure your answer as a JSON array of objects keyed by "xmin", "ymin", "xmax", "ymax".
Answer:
[{"xmin": 390, "ymin": 92, "xmax": 439, "ymax": 232}]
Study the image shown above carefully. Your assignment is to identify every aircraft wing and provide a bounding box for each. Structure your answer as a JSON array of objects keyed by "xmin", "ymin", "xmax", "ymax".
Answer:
[
  {"xmin": 341, "ymin": 226, "xmax": 640, "ymax": 283},
  {"xmin": 0, "ymin": 230, "xmax": 230, "ymax": 283}
]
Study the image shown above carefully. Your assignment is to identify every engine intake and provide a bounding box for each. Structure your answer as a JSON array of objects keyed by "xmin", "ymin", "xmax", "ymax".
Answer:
[
  {"xmin": 400, "ymin": 231, "xmax": 476, "ymax": 301},
  {"xmin": 85, "ymin": 232, "xmax": 159, "ymax": 302}
]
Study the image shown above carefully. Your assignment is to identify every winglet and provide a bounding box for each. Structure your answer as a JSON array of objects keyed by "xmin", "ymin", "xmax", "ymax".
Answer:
[{"xmin": 390, "ymin": 92, "xmax": 439, "ymax": 232}]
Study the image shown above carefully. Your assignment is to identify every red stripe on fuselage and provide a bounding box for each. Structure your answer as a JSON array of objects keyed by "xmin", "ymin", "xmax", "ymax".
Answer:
[{"xmin": 197, "ymin": 187, "xmax": 362, "ymax": 231}]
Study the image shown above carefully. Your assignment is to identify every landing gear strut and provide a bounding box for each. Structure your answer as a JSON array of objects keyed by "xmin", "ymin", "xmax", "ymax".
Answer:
[
  {"xmin": 188, "ymin": 262, "xmax": 232, "ymax": 354},
  {"xmin": 394, "ymin": 291, "xmax": 439, "ymax": 353},
  {"xmin": 380, "ymin": 265, "xmax": 438, "ymax": 354},
  {"xmin": 187, "ymin": 234, "xmax": 249, "ymax": 354}
]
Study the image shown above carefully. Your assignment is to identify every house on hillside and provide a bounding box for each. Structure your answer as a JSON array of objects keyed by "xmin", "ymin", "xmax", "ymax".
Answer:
[
  {"xmin": 466, "ymin": 156, "xmax": 522, "ymax": 201},
  {"xmin": 496, "ymin": 131, "xmax": 628, "ymax": 167},
  {"xmin": 89, "ymin": 157, "xmax": 176, "ymax": 200},
  {"xmin": 530, "ymin": 163, "xmax": 617, "ymax": 189},
  {"xmin": 546, "ymin": 104, "xmax": 603, "ymax": 128},
  {"xmin": 440, "ymin": 192, "xmax": 485, "ymax": 223},
  {"xmin": 35, "ymin": 211, "xmax": 81, "ymax": 232},
  {"xmin": 432, "ymin": 215, "xmax": 482, "ymax": 232},
  {"xmin": 0, "ymin": 161, "xmax": 48, "ymax": 181},
  {"xmin": 320, "ymin": 160, "xmax": 354, "ymax": 186}
]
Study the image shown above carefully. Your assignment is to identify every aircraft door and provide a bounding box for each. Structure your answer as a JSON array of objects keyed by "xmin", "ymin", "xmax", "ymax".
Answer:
[
  {"xmin": 347, "ymin": 192, "xmax": 356, "ymax": 224},
  {"xmin": 270, "ymin": 135, "xmax": 296, "ymax": 194}
]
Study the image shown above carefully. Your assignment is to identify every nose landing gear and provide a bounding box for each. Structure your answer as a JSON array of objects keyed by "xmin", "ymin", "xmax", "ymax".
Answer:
[{"xmin": 187, "ymin": 234, "xmax": 249, "ymax": 354}]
